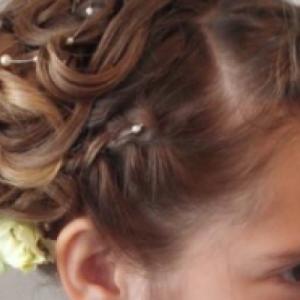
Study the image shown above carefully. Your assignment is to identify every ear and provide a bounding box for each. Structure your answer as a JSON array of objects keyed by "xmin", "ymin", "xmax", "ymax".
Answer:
[{"xmin": 55, "ymin": 217, "xmax": 121, "ymax": 300}]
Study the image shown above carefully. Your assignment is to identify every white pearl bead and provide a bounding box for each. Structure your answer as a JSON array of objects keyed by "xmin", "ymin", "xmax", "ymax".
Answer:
[
  {"xmin": 0, "ymin": 54, "xmax": 12, "ymax": 67},
  {"xmin": 66, "ymin": 36, "xmax": 75, "ymax": 45},
  {"xmin": 131, "ymin": 124, "xmax": 143, "ymax": 134},
  {"xmin": 85, "ymin": 6, "xmax": 94, "ymax": 16}
]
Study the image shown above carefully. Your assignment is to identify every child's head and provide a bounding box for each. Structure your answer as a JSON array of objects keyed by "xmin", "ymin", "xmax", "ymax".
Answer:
[{"xmin": 0, "ymin": 0, "xmax": 300, "ymax": 299}]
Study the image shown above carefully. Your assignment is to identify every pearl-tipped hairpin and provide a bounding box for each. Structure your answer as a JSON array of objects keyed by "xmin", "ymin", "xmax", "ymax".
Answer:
[
  {"xmin": 118, "ymin": 123, "xmax": 144, "ymax": 139},
  {"xmin": 106, "ymin": 123, "xmax": 144, "ymax": 150},
  {"xmin": 66, "ymin": 6, "xmax": 94, "ymax": 46},
  {"xmin": 130, "ymin": 124, "xmax": 144, "ymax": 134},
  {"xmin": 66, "ymin": 36, "xmax": 75, "ymax": 45},
  {"xmin": 85, "ymin": 6, "xmax": 94, "ymax": 16},
  {"xmin": 0, "ymin": 54, "xmax": 38, "ymax": 67}
]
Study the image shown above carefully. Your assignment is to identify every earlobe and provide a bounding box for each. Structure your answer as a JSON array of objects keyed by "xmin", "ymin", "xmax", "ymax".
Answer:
[{"xmin": 55, "ymin": 217, "xmax": 121, "ymax": 300}]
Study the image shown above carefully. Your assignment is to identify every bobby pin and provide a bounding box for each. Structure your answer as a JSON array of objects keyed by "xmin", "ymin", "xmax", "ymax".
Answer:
[{"xmin": 0, "ymin": 54, "xmax": 38, "ymax": 67}]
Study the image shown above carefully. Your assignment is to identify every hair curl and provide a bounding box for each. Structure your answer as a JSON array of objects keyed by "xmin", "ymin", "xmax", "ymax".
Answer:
[{"xmin": 0, "ymin": 0, "xmax": 299, "ymax": 271}]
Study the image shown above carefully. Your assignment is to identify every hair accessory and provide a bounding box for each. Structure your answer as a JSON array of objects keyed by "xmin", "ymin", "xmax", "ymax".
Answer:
[
  {"xmin": 0, "ymin": 54, "xmax": 38, "ymax": 67},
  {"xmin": 85, "ymin": 6, "xmax": 94, "ymax": 16},
  {"xmin": 0, "ymin": 217, "xmax": 55, "ymax": 274},
  {"xmin": 106, "ymin": 123, "xmax": 144, "ymax": 150},
  {"xmin": 105, "ymin": 123, "xmax": 145, "ymax": 150},
  {"xmin": 130, "ymin": 124, "xmax": 144, "ymax": 134},
  {"xmin": 119, "ymin": 123, "xmax": 144, "ymax": 137},
  {"xmin": 66, "ymin": 5, "xmax": 95, "ymax": 45}
]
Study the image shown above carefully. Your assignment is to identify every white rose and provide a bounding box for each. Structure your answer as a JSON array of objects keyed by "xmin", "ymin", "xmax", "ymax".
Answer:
[{"xmin": 0, "ymin": 217, "xmax": 55, "ymax": 273}]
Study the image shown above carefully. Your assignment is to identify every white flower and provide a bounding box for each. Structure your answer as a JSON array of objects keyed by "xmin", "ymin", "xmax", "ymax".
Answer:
[{"xmin": 0, "ymin": 217, "xmax": 55, "ymax": 273}]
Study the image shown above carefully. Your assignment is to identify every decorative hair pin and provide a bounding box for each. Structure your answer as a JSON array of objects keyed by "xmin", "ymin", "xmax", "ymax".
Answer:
[
  {"xmin": 66, "ymin": 5, "xmax": 95, "ymax": 45},
  {"xmin": 119, "ymin": 123, "xmax": 144, "ymax": 138},
  {"xmin": 0, "ymin": 54, "xmax": 38, "ymax": 67},
  {"xmin": 107, "ymin": 123, "xmax": 144, "ymax": 149},
  {"xmin": 130, "ymin": 124, "xmax": 144, "ymax": 134},
  {"xmin": 0, "ymin": 3, "xmax": 96, "ymax": 63}
]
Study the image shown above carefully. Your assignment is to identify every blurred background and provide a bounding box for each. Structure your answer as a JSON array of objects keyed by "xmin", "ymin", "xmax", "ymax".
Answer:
[{"xmin": 0, "ymin": 269, "xmax": 68, "ymax": 300}]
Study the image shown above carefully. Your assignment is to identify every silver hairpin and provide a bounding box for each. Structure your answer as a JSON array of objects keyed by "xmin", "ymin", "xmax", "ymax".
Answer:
[
  {"xmin": 0, "ymin": 54, "xmax": 38, "ymax": 67},
  {"xmin": 66, "ymin": 5, "xmax": 94, "ymax": 45}
]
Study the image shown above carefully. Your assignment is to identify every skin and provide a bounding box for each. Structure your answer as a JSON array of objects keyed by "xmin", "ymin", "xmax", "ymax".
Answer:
[{"xmin": 55, "ymin": 136, "xmax": 300, "ymax": 300}]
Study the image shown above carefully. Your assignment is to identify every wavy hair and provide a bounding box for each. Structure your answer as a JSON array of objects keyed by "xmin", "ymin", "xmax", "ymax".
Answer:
[{"xmin": 0, "ymin": 0, "xmax": 299, "ymax": 271}]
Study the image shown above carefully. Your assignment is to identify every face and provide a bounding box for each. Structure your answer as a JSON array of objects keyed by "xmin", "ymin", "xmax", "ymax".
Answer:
[{"xmin": 150, "ymin": 137, "xmax": 300, "ymax": 300}]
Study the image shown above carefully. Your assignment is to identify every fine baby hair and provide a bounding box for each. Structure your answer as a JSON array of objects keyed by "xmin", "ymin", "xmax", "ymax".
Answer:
[{"xmin": 0, "ymin": 0, "xmax": 299, "ymax": 278}]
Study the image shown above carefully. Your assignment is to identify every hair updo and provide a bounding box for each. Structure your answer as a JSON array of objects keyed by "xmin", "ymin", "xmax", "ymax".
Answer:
[{"xmin": 0, "ymin": 0, "xmax": 299, "ymax": 272}]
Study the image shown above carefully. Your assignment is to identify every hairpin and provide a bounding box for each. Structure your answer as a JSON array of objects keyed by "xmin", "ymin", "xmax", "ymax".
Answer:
[
  {"xmin": 105, "ymin": 123, "xmax": 144, "ymax": 150},
  {"xmin": 0, "ymin": 54, "xmax": 38, "ymax": 67},
  {"xmin": 117, "ymin": 123, "xmax": 144, "ymax": 140},
  {"xmin": 130, "ymin": 124, "xmax": 144, "ymax": 134},
  {"xmin": 120, "ymin": 123, "xmax": 144, "ymax": 136},
  {"xmin": 66, "ymin": 5, "xmax": 95, "ymax": 45}
]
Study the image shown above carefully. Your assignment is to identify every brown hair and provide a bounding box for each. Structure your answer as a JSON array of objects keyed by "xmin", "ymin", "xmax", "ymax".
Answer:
[{"xmin": 0, "ymin": 0, "xmax": 299, "ymax": 272}]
